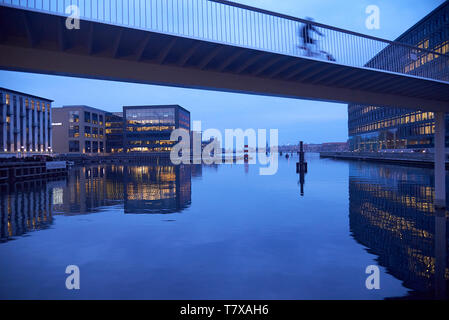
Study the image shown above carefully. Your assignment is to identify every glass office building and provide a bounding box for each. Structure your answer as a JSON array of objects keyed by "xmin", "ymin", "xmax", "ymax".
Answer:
[
  {"xmin": 105, "ymin": 112, "xmax": 124, "ymax": 153},
  {"xmin": 348, "ymin": 2, "xmax": 449, "ymax": 152},
  {"xmin": 123, "ymin": 105, "xmax": 190, "ymax": 153}
]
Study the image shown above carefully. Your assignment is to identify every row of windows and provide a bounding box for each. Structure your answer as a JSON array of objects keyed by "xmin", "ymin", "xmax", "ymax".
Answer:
[
  {"xmin": 84, "ymin": 111, "xmax": 103, "ymax": 125},
  {"xmin": 128, "ymin": 140, "xmax": 175, "ymax": 146},
  {"xmin": 125, "ymin": 108, "xmax": 175, "ymax": 121},
  {"xmin": 126, "ymin": 125, "xmax": 175, "ymax": 132},
  {"xmin": 105, "ymin": 128, "xmax": 123, "ymax": 134},
  {"xmin": 127, "ymin": 147, "xmax": 173, "ymax": 152},
  {"xmin": 126, "ymin": 119, "xmax": 175, "ymax": 125},
  {"xmin": 69, "ymin": 125, "xmax": 104, "ymax": 138},
  {"xmin": 68, "ymin": 140, "xmax": 104, "ymax": 153},
  {"xmin": 349, "ymin": 112, "xmax": 435, "ymax": 135},
  {"xmin": 3, "ymin": 94, "xmax": 51, "ymax": 113},
  {"xmin": 404, "ymin": 40, "xmax": 449, "ymax": 73}
]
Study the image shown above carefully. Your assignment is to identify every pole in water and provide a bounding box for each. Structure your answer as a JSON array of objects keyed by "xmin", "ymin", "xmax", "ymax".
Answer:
[
  {"xmin": 296, "ymin": 141, "xmax": 308, "ymax": 196},
  {"xmin": 296, "ymin": 141, "xmax": 308, "ymax": 174}
]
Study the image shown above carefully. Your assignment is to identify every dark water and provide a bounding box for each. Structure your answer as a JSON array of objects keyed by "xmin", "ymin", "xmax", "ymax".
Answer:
[{"xmin": 0, "ymin": 154, "xmax": 448, "ymax": 300}]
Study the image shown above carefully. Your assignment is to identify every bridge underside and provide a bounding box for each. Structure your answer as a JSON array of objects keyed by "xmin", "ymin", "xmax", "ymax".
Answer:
[{"xmin": 0, "ymin": 6, "xmax": 448, "ymax": 111}]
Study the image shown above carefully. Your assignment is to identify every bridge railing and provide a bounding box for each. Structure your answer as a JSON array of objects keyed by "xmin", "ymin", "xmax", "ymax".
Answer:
[{"xmin": 1, "ymin": 0, "xmax": 448, "ymax": 82}]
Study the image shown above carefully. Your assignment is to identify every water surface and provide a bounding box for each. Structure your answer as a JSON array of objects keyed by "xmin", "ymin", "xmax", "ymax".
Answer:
[{"xmin": 0, "ymin": 154, "xmax": 448, "ymax": 299}]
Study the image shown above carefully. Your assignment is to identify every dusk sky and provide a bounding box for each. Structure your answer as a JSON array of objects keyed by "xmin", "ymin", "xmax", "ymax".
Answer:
[{"xmin": 0, "ymin": 0, "xmax": 444, "ymax": 145}]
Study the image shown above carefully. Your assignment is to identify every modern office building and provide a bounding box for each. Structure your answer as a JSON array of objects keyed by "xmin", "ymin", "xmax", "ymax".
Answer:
[
  {"xmin": 105, "ymin": 112, "xmax": 124, "ymax": 153},
  {"xmin": 348, "ymin": 2, "xmax": 449, "ymax": 152},
  {"xmin": 123, "ymin": 105, "xmax": 190, "ymax": 153},
  {"xmin": 0, "ymin": 87, "xmax": 53, "ymax": 154},
  {"xmin": 52, "ymin": 105, "xmax": 106, "ymax": 154}
]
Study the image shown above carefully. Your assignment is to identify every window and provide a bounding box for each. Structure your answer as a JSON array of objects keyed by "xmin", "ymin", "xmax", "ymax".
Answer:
[
  {"xmin": 84, "ymin": 111, "xmax": 91, "ymax": 123},
  {"xmin": 69, "ymin": 140, "xmax": 80, "ymax": 152},
  {"xmin": 92, "ymin": 141, "xmax": 98, "ymax": 153},
  {"xmin": 92, "ymin": 113, "xmax": 98, "ymax": 125},
  {"xmin": 85, "ymin": 141, "xmax": 91, "ymax": 153},
  {"xmin": 92, "ymin": 127, "xmax": 98, "ymax": 138},
  {"xmin": 5, "ymin": 94, "xmax": 10, "ymax": 105},
  {"xmin": 85, "ymin": 126, "xmax": 91, "ymax": 138},
  {"xmin": 99, "ymin": 115, "xmax": 104, "ymax": 125},
  {"xmin": 69, "ymin": 125, "xmax": 80, "ymax": 138},
  {"xmin": 99, "ymin": 142, "xmax": 104, "ymax": 153},
  {"xmin": 69, "ymin": 111, "xmax": 80, "ymax": 123}
]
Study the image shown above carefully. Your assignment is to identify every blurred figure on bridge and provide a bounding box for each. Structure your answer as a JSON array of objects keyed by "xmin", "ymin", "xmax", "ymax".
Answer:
[
  {"xmin": 300, "ymin": 17, "xmax": 323, "ymax": 56},
  {"xmin": 299, "ymin": 17, "xmax": 336, "ymax": 61}
]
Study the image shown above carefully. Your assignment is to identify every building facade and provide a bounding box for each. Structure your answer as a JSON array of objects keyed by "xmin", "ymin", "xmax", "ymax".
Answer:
[
  {"xmin": 52, "ymin": 105, "xmax": 106, "ymax": 155},
  {"xmin": 123, "ymin": 105, "xmax": 190, "ymax": 153},
  {"xmin": 105, "ymin": 112, "xmax": 124, "ymax": 153},
  {"xmin": 348, "ymin": 2, "xmax": 449, "ymax": 152},
  {"xmin": 0, "ymin": 88, "xmax": 53, "ymax": 155}
]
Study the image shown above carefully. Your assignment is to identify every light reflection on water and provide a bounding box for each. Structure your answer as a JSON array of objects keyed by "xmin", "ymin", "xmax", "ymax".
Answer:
[{"xmin": 0, "ymin": 155, "xmax": 447, "ymax": 299}]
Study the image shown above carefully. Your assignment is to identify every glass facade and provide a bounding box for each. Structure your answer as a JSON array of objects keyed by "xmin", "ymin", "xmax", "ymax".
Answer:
[
  {"xmin": 105, "ymin": 112, "xmax": 124, "ymax": 153},
  {"xmin": 124, "ymin": 105, "xmax": 190, "ymax": 153},
  {"xmin": 348, "ymin": 3, "xmax": 449, "ymax": 152}
]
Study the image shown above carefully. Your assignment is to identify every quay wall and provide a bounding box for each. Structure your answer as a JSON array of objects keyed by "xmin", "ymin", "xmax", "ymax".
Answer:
[{"xmin": 319, "ymin": 151, "xmax": 449, "ymax": 168}]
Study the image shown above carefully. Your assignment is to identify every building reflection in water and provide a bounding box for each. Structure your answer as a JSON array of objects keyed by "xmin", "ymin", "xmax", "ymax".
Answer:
[
  {"xmin": 52, "ymin": 162, "xmax": 195, "ymax": 215},
  {"xmin": 52, "ymin": 165, "xmax": 124, "ymax": 215},
  {"xmin": 124, "ymin": 164, "xmax": 191, "ymax": 214},
  {"xmin": 349, "ymin": 162, "xmax": 449, "ymax": 299},
  {"xmin": 0, "ymin": 181, "xmax": 56, "ymax": 243}
]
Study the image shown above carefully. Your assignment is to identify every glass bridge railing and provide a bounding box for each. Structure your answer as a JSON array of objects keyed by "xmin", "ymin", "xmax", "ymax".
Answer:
[{"xmin": 1, "ymin": 0, "xmax": 448, "ymax": 82}]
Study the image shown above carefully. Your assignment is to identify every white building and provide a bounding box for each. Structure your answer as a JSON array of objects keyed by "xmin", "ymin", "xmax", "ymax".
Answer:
[{"xmin": 0, "ymin": 87, "xmax": 53, "ymax": 155}]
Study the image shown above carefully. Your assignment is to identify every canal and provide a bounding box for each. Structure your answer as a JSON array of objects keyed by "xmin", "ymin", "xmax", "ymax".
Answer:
[{"xmin": 0, "ymin": 154, "xmax": 448, "ymax": 299}]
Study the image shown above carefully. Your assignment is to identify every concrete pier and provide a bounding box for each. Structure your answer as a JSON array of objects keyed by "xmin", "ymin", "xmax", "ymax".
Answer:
[
  {"xmin": 320, "ymin": 151, "xmax": 448, "ymax": 168},
  {"xmin": 0, "ymin": 159, "xmax": 67, "ymax": 183}
]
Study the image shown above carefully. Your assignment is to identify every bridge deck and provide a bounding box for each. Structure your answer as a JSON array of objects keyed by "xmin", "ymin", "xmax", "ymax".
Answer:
[{"xmin": 0, "ymin": 5, "xmax": 448, "ymax": 111}]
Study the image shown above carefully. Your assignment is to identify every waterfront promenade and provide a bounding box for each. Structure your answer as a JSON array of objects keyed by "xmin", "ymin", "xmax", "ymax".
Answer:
[{"xmin": 320, "ymin": 151, "xmax": 449, "ymax": 168}]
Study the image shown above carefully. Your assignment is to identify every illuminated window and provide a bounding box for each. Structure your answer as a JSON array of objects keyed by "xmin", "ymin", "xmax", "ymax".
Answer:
[
  {"xmin": 69, "ymin": 125, "xmax": 80, "ymax": 138},
  {"xmin": 69, "ymin": 111, "xmax": 79, "ymax": 123},
  {"xmin": 84, "ymin": 126, "xmax": 91, "ymax": 138}
]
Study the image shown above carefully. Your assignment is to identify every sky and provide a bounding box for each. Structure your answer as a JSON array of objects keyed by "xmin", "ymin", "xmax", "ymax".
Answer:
[{"xmin": 0, "ymin": 0, "xmax": 445, "ymax": 145}]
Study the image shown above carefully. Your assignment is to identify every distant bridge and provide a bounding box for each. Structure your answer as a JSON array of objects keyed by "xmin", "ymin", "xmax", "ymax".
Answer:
[{"xmin": 0, "ymin": 0, "xmax": 448, "ymax": 206}]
